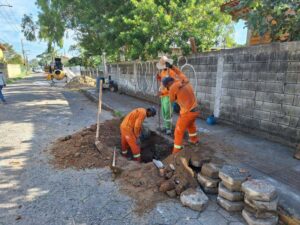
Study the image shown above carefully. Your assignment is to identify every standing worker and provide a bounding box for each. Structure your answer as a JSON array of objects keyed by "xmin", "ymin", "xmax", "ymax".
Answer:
[
  {"xmin": 0, "ymin": 71, "xmax": 7, "ymax": 104},
  {"xmin": 156, "ymin": 56, "xmax": 189, "ymax": 135},
  {"xmin": 162, "ymin": 77, "xmax": 199, "ymax": 154},
  {"xmin": 120, "ymin": 107, "xmax": 156, "ymax": 162}
]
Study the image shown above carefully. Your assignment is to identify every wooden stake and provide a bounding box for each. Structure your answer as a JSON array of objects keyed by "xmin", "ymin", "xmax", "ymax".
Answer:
[{"xmin": 96, "ymin": 79, "xmax": 103, "ymax": 140}]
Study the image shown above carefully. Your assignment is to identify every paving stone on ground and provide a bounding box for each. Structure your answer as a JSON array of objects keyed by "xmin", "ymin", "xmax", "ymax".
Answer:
[
  {"xmin": 219, "ymin": 165, "xmax": 250, "ymax": 192},
  {"xmin": 217, "ymin": 196, "xmax": 244, "ymax": 212},
  {"xmin": 201, "ymin": 163, "xmax": 221, "ymax": 179},
  {"xmin": 202, "ymin": 186, "xmax": 219, "ymax": 194},
  {"xmin": 244, "ymin": 196, "xmax": 278, "ymax": 212},
  {"xmin": 180, "ymin": 188, "xmax": 209, "ymax": 212},
  {"xmin": 190, "ymin": 155, "xmax": 211, "ymax": 168},
  {"xmin": 242, "ymin": 179, "xmax": 277, "ymax": 202},
  {"xmin": 197, "ymin": 173, "xmax": 220, "ymax": 188},
  {"xmin": 198, "ymin": 210, "xmax": 230, "ymax": 225},
  {"xmin": 242, "ymin": 208, "xmax": 278, "ymax": 225},
  {"xmin": 219, "ymin": 182, "xmax": 244, "ymax": 202},
  {"xmin": 244, "ymin": 206, "xmax": 278, "ymax": 219}
]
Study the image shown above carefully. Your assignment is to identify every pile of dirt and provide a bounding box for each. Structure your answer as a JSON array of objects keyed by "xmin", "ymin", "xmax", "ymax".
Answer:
[
  {"xmin": 66, "ymin": 76, "xmax": 96, "ymax": 89},
  {"xmin": 49, "ymin": 118, "xmax": 225, "ymax": 214}
]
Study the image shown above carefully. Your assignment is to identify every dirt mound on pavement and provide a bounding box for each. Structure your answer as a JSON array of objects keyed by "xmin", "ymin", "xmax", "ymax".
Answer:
[
  {"xmin": 49, "ymin": 118, "xmax": 223, "ymax": 214},
  {"xmin": 66, "ymin": 76, "xmax": 96, "ymax": 89}
]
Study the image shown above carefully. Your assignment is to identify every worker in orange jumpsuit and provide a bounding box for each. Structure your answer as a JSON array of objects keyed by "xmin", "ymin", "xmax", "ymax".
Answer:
[
  {"xmin": 156, "ymin": 56, "xmax": 189, "ymax": 135},
  {"xmin": 162, "ymin": 77, "xmax": 199, "ymax": 154},
  {"xmin": 120, "ymin": 107, "xmax": 156, "ymax": 162}
]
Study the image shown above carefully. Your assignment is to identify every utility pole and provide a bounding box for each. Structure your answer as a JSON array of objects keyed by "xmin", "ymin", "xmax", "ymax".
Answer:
[{"xmin": 21, "ymin": 39, "xmax": 28, "ymax": 73}]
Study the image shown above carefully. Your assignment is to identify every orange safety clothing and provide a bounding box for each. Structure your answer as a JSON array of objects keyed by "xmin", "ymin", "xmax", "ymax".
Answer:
[
  {"xmin": 157, "ymin": 66, "xmax": 189, "ymax": 97},
  {"xmin": 168, "ymin": 82, "xmax": 199, "ymax": 153},
  {"xmin": 168, "ymin": 82, "xmax": 197, "ymax": 115},
  {"xmin": 120, "ymin": 108, "xmax": 146, "ymax": 160}
]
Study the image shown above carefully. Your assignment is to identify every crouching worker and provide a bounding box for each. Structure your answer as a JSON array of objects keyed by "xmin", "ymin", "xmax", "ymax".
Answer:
[
  {"xmin": 162, "ymin": 77, "xmax": 199, "ymax": 154},
  {"xmin": 120, "ymin": 107, "xmax": 156, "ymax": 162}
]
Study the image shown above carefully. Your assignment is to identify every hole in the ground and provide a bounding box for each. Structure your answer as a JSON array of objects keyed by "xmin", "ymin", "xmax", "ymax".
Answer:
[{"xmin": 140, "ymin": 131, "xmax": 173, "ymax": 163}]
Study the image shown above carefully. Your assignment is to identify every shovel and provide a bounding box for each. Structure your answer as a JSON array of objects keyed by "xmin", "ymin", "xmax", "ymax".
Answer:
[
  {"xmin": 95, "ymin": 80, "xmax": 103, "ymax": 152},
  {"xmin": 110, "ymin": 147, "xmax": 122, "ymax": 175}
]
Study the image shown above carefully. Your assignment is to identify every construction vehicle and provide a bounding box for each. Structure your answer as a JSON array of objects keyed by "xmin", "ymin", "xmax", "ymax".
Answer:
[{"xmin": 46, "ymin": 58, "xmax": 68, "ymax": 84}]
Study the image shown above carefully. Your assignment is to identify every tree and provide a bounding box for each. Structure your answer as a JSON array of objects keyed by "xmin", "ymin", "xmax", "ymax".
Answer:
[
  {"xmin": 22, "ymin": 0, "xmax": 234, "ymax": 61},
  {"xmin": 1, "ymin": 43, "xmax": 24, "ymax": 64},
  {"xmin": 29, "ymin": 58, "xmax": 39, "ymax": 68},
  {"xmin": 236, "ymin": 0, "xmax": 300, "ymax": 41}
]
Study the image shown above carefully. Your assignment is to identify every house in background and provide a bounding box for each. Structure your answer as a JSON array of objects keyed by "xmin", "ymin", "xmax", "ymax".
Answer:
[{"xmin": 220, "ymin": 0, "xmax": 288, "ymax": 46}]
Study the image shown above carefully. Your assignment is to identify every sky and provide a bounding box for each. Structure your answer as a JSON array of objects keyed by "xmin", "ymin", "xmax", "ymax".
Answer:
[{"xmin": 0, "ymin": 0, "xmax": 247, "ymax": 60}]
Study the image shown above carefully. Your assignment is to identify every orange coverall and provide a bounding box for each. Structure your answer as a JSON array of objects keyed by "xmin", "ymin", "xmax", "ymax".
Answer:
[
  {"xmin": 120, "ymin": 108, "xmax": 146, "ymax": 161},
  {"xmin": 168, "ymin": 81, "xmax": 199, "ymax": 154},
  {"xmin": 156, "ymin": 66, "xmax": 189, "ymax": 97}
]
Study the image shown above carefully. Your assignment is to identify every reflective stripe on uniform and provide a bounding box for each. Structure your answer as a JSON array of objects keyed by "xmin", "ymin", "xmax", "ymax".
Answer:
[
  {"xmin": 122, "ymin": 150, "xmax": 128, "ymax": 154},
  {"xmin": 189, "ymin": 132, "xmax": 197, "ymax": 137},
  {"xmin": 133, "ymin": 153, "xmax": 141, "ymax": 158},
  {"xmin": 174, "ymin": 144, "xmax": 182, "ymax": 149},
  {"xmin": 164, "ymin": 119, "xmax": 172, "ymax": 122}
]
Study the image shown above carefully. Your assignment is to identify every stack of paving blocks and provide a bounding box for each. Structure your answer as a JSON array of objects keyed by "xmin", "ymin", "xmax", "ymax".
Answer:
[
  {"xmin": 217, "ymin": 165, "xmax": 250, "ymax": 212},
  {"xmin": 197, "ymin": 163, "xmax": 220, "ymax": 194},
  {"xmin": 242, "ymin": 179, "xmax": 278, "ymax": 225}
]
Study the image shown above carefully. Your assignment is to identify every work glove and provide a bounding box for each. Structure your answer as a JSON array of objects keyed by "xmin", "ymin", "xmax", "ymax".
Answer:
[{"xmin": 165, "ymin": 62, "xmax": 173, "ymax": 69}]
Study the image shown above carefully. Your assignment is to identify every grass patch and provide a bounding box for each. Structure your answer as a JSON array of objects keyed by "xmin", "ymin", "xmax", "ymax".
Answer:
[
  {"xmin": 113, "ymin": 110, "xmax": 123, "ymax": 118},
  {"xmin": 6, "ymin": 76, "xmax": 24, "ymax": 84}
]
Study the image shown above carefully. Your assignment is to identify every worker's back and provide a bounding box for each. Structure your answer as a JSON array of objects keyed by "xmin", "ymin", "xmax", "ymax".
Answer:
[
  {"xmin": 121, "ymin": 108, "xmax": 146, "ymax": 131},
  {"xmin": 170, "ymin": 82, "xmax": 197, "ymax": 114}
]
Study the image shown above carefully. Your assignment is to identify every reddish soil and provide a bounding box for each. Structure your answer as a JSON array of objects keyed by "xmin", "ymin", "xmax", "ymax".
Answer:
[{"xmin": 49, "ymin": 118, "xmax": 231, "ymax": 214}]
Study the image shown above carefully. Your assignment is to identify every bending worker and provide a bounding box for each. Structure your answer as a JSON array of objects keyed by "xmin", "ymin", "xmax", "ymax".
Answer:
[
  {"xmin": 162, "ymin": 77, "xmax": 199, "ymax": 154},
  {"xmin": 120, "ymin": 107, "xmax": 156, "ymax": 162},
  {"xmin": 156, "ymin": 56, "xmax": 189, "ymax": 135}
]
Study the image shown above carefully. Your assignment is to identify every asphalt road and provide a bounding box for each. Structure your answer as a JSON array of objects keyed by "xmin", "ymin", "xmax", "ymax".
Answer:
[{"xmin": 0, "ymin": 74, "xmax": 246, "ymax": 225}]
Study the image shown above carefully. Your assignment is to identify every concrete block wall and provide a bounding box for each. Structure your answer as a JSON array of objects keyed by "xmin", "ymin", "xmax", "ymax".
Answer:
[{"xmin": 107, "ymin": 42, "xmax": 300, "ymax": 145}]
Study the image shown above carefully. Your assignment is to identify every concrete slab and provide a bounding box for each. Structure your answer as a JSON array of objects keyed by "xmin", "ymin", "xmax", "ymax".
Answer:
[
  {"xmin": 244, "ymin": 196, "xmax": 278, "ymax": 212},
  {"xmin": 219, "ymin": 165, "xmax": 250, "ymax": 192},
  {"xmin": 201, "ymin": 163, "xmax": 221, "ymax": 179},
  {"xmin": 219, "ymin": 182, "xmax": 244, "ymax": 202},
  {"xmin": 197, "ymin": 173, "xmax": 220, "ymax": 188},
  {"xmin": 180, "ymin": 188, "xmax": 209, "ymax": 212},
  {"xmin": 217, "ymin": 196, "xmax": 244, "ymax": 212},
  {"xmin": 242, "ymin": 179, "xmax": 277, "ymax": 202},
  {"xmin": 242, "ymin": 208, "xmax": 278, "ymax": 225}
]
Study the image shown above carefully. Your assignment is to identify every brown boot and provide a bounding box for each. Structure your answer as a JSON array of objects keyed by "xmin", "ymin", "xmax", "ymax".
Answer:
[{"xmin": 294, "ymin": 144, "xmax": 300, "ymax": 160}]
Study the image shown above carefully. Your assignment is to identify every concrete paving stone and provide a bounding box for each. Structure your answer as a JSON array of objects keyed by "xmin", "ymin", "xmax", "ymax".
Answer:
[
  {"xmin": 217, "ymin": 207, "xmax": 244, "ymax": 223},
  {"xmin": 229, "ymin": 222, "xmax": 247, "ymax": 225},
  {"xmin": 222, "ymin": 178, "xmax": 244, "ymax": 192},
  {"xmin": 242, "ymin": 208, "xmax": 278, "ymax": 225},
  {"xmin": 219, "ymin": 182, "xmax": 244, "ymax": 202},
  {"xmin": 217, "ymin": 196, "xmax": 244, "ymax": 212},
  {"xmin": 198, "ymin": 210, "xmax": 229, "ymax": 225},
  {"xmin": 190, "ymin": 155, "xmax": 211, "ymax": 168},
  {"xmin": 219, "ymin": 166, "xmax": 250, "ymax": 191},
  {"xmin": 175, "ymin": 217, "xmax": 203, "ymax": 225},
  {"xmin": 180, "ymin": 188, "xmax": 209, "ymax": 212},
  {"xmin": 244, "ymin": 196, "xmax": 278, "ymax": 212},
  {"xmin": 197, "ymin": 173, "xmax": 220, "ymax": 188},
  {"xmin": 244, "ymin": 205, "xmax": 278, "ymax": 219},
  {"xmin": 202, "ymin": 186, "xmax": 218, "ymax": 194},
  {"xmin": 242, "ymin": 179, "xmax": 277, "ymax": 202},
  {"xmin": 201, "ymin": 163, "xmax": 221, "ymax": 179}
]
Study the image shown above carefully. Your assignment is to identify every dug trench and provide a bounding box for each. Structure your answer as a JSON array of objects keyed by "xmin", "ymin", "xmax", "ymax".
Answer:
[{"xmin": 50, "ymin": 118, "xmax": 226, "ymax": 214}]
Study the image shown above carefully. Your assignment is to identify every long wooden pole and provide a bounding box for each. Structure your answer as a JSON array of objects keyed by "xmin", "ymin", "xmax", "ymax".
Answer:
[{"xmin": 96, "ymin": 80, "xmax": 103, "ymax": 140}]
